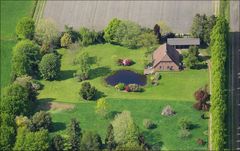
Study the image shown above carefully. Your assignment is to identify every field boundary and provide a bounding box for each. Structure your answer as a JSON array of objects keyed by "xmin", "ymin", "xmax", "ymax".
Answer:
[{"xmin": 33, "ymin": 0, "xmax": 46, "ymax": 25}]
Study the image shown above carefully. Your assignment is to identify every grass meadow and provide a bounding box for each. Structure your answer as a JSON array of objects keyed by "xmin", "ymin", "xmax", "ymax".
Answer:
[{"xmin": 0, "ymin": 1, "xmax": 34, "ymax": 89}]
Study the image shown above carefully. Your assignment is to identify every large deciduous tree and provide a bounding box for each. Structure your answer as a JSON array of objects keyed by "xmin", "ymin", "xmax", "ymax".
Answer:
[
  {"xmin": 111, "ymin": 111, "xmax": 139, "ymax": 149},
  {"xmin": 39, "ymin": 53, "xmax": 61, "ymax": 80},
  {"xmin": 11, "ymin": 40, "xmax": 40, "ymax": 77}
]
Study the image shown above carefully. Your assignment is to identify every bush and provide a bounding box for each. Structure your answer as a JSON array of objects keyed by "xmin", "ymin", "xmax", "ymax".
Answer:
[
  {"xmin": 128, "ymin": 84, "xmax": 142, "ymax": 92},
  {"xmin": 178, "ymin": 117, "xmax": 192, "ymax": 130},
  {"xmin": 60, "ymin": 32, "xmax": 72, "ymax": 48},
  {"xmin": 31, "ymin": 80, "xmax": 43, "ymax": 90},
  {"xmin": 178, "ymin": 129, "xmax": 191, "ymax": 139},
  {"xmin": 39, "ymin": 53, "xmax": 61, "ymax": 80},
  {"xmin": 79, "ymin": 82, "xmax": 97, "ymax": 100},
  {"xmin": 161, "ymin": 105, "xmax": 175, "ymax": 116},
  {"xmin": 16, "ymin": 17, "xmax": 35, "ymax": 39},
  {"xmin": 79, "ymin": 27, "xmax": 97, "ymax": 46},
  {"xmin": 115, "ymin": 83, "xmax": 125, "ymax": 91},
  {"xmin": 193, "ymin": 87, "xmax": 210, "ymax": 111},
  {"xmin": 143, "ymin": 119, "xmax": 156, "ymax": 129}
]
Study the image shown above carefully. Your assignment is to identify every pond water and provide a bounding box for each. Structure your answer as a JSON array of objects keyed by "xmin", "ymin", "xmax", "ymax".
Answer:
[{"xmin": 105, "ymin": 70, "xmax": 147, "ymax": 86}]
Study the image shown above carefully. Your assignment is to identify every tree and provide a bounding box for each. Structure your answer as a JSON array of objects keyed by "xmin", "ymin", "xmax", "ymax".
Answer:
[
  {"xmin": 95, "ymin": 98, "xmax": 109, "ymax": 118},
  {"xmin": 104, "ymin": 18, "xmax": 122, "ymax": 44},
  {"xmin": 74, "ymin": 52, "xmax": 91, "ymax": 81},
  {"xmin": 68, "ymin": 118, "xmax": 82, "ymax": 151},
  {"xmin": 39, "ymin": 53, "xmax": 61, "ymax": 80},
  {"xmin": 64, "ymin": 25, "xmax": 79, "ymax": 43},
  {"xmin": 61, "ymin": 33, "xmax": 72, "ymax": 48},
  {"xmin": 14, "ymin": 127, "xmax": 49, "ymax": 151},
  {"xmin": 79, "ymin": 82, "xmax": 97, "ymax": 100},
  {"xmin": 111, "ymin": 111, "xmax": 139, "ymax": 148},
  {"xmin": 79, "ymin": 27, "xmax": 97, "ymax": 46},
  {"xmin": 0, "ymin": 113, "xmax": 16, "ymax": 151},
  {"xmin": 117, "ymin": 20, "xmax": 142, "ymax": 48},
  {"xmin": 183, "ymin": 46, "xmax": 200, "ymax": 68},
  {"xmin": 1, "ymin": 84, "xmax": 31, "ymax": 116},
  {"xmin": 80, "ymin": 131, "xmax": 102, "ymax": 150},
  {"xmin": 35, "ymin": 19, "xmax": 59, "ymax": 46},
  {"xmin": 16, "ymin": 17, "xmax": 35, "ymax": 39},
  {"xmin": 11, "ymin": 40, "xmax": 40, "ymax": 77},
  {"xmin": 105, "ymin": 124, "xmax": 116, "ymax": 150},
  {"xmin": 137, "ymin": 32, "xmax": 158, "ymax": 49},
  {"xmin": 51, "ymin": 135, "xmax": 64, "ymax": 151},
  {"xmin": 191, "ymin": 14, "xmax": 216, "ymax": 44},
  {"xmin": 153, "ymin": 24, "xmax": 161, "ymax": 42},
  {"xmin": 210, "ymin": 16, "xmax": 229, "ymax": 150},
  {"xmin": 193, "ymin": 86, "xmax": 210, "ymax": 111},
  {"xmin": 157, "ymin": 21, "xmax": 172, "ymax": 35},
  {"xmin": 29, "ymin": 111, "xmax": 52, "ymax": 132}
]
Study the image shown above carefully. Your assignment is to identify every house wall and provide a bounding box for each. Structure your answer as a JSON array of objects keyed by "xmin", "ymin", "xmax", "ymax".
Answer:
[{"xmin": 154, "ymin": 61, "xmax": 179, "ymax": 71}]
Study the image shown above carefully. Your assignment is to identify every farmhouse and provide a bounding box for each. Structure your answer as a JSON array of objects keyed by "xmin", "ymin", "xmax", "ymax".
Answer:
[
  {"xmin": 167, "ymin": 38, "xmax": 200, "ymax": 49},
  {"xmin": 146, "ymin": 44, "xmax": 181, "ymax": 74}
]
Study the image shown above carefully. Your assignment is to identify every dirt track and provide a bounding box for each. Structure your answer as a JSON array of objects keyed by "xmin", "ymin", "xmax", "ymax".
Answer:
[{"xmin": 43, "ymin": 1, "xmax": 215, "ymax": 33}]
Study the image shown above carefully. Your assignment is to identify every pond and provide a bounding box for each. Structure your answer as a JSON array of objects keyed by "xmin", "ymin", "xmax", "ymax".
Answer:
[{"xmin": 105, "ymin": 70, "xmax": 147, "ymax": 86}]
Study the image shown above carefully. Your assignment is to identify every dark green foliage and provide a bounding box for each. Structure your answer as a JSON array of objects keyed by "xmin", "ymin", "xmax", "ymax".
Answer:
[
  {"xmin": 210, "ymin": 16, "xmax": 229, "ymax": 150},
  {"xmin": 80, "ymin": 131, "xmax": 102, "ymax": 150},
  {"xmin": 14, "ymin": 127, "xmax": 49, "ymax": 151},
  {"xmin": 64, "ymin": 25, "xmax": 80, "ymax": 43},
  {"xmin": 11, "ymin": 40, "xmax": 40, "ymax": 77},
  {"xmin": 16, "ymin": 17, "xmax": 35, "ymax": 39},
  {"xmin": 105, "ymin": 124, "xmax": 116, "ymax": 150},
  {"xmin": 104, "ymin": 18, "xmax": 157, "ymax": 49},
  {"xmin": 68, "ymin": 118, "xmax": 82, "ymax": 151},
  {"xmin": 79, "ymin": 82, "xmax": 97, "ymax": 100},
  {"xmin": 29, "ymin": 111, "xmax": 52, "ymax": 132},
  {"xmin": 39, "ymin": 53, "xmax": 61, "ymax": 80},
  {"xmin": 0, "ymin": 113, "xmax": 16, "ymax": 151},
  {"xmin": 153, "ymin": 24, "xmax": 161, "ymax": 43},
  {"xmin": 143, "ymin": 119, "xmax": 157, "ymax": 129},
  {"xmin": 51, "ymin": 135, "xmax": 64, "ymax": 151},
  {"xmin": 182, "ymin": 46, "xmax": 200, "ymax": 69},
  {"xmin": 191, "ymin": 14, "xmax": 217, "ymax": 44},
  {"xmin": 79, "ymin": 27, "xmax": 97, "ymax": 46},
  {"xmin": 1, "ymin": 84, "xmax": 31, "ymax": 116}
]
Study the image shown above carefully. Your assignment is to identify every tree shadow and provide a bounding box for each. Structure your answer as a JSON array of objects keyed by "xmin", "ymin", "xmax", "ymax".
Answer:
[
  {"xmin": 141, "ymin": 131, "xmax": 163, "ymax": 150},
  {"xmin": 35, "ymin": 98, "xmax": 56, "ymax": 111},
  {"xmin": 190, "ymin": 124, "xmax": 200, "ymax": 130},
  {"xmin": 106, "ymin": 111, "xmax": 122, "ymax": 120},
  {"xmin": 89, "ymin": 66, "xmax": 111, "ymax": 79},
  {"xmin": 191, "ymin": 63, "xmax": 208, "ymax": 70},
  {"xmin": 94, "ymin": 90, "xmax": 107, "ymax": 100},
  {"xmin": 199, "ymin": 55, "xmax": 211, "ymax": 62},
  {"xmin": 52, "ymin": 122, "xmax": 67, "ymax": 132},
  {"xmin": 58, "ymin": 70, "xmax": 75, "ymax": 81}
]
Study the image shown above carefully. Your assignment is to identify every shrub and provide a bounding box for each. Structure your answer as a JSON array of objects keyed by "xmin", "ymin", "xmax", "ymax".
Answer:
[
  {"xmin": 79, "ymin": 82, "xmax": 97, "ymax": 100},
  {"xmin": 115, "ymin": 83, "xmax": 125, "ymax": 91},
  {"xmin": 196, "ymin": 138, "xmax": 206, "ymax": 145},
  {"xmin": 128, "ymin": 84, "xmax": 142, "ymax": 92},
  {"xmin": 16, "ymin": 17, "xmax": 35, "ymax": 39},
  {"xmin": 122, "ymin": 59, "xmax": 133, "ymax": 66},
  {"xmin": 60, "ymin": 32, "xmax": 72, "ymax": 48},
  {"xmin": 161, "ymin": 105, "xmax": 175, "ymax": 116},
  {"xmin": 95, "ymin": 98, "xmax": 109, "ymax": 118},
  {"xmin": 178, "ymin": 129, "xmax": 191, "ymax": 139},
  {"xmin": 143, "ymin": 119, "xmax": 156, "ymax": 129},
  {"xmin": 117, "ymin": 59, "xmax": 123, "ymax": 66},
  {"xmin": 193, "ymin": 87, "xmax": 210, "ymax": 111},
  {"xmin": 178, "ymin": 117, "xmax": 192, "ymax": 130},
  {"xmin": 31, "ymin": 80, "xmax": 43, "ymax": 90},
  {"xmin": 125, "ymin": 85, "xmax": 130, "ymax": 92},
  {"xmin": 79, "ymin": 27, "xmax": 97, "ymax": 46},
  {"xmin": 39, "ymin": 53, "xmax": 61, "ymax": 80}
]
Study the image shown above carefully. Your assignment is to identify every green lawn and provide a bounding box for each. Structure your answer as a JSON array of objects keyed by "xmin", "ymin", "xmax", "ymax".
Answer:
[
  {"xmin": 0, "ymin": 0, "xmax": 34, "ymax": 89},
  {"xmin": 50, "ymin": 99, "xmax": 208, "ymax": 150},
  {"xmin": 38, "ymin": 44, "xmax": 209, "ymax": 150}
]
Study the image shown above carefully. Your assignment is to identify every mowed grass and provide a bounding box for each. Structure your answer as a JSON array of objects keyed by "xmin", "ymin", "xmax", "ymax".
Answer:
[
  {"xmin": 50, "ymin": 99, "xmax": 208, "ymax": 150},
  {"xmin": 38, "ymin": 44, "xmax": 209, "ymax": 103},
  {"xmin": 0, "ymin": 1, "xmax": 34, "ymax": 88}
]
